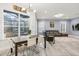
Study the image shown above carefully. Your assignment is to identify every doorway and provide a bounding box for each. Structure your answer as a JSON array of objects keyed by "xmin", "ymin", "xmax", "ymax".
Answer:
[{"xmin": 60, "ymin": 22, "xmax": 66, "ymax": 33}]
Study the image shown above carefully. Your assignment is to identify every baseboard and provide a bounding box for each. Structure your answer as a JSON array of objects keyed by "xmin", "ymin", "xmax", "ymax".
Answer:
[{"xmin": 68, "ymin": 35, "xmax": 79, "ymax": 39}]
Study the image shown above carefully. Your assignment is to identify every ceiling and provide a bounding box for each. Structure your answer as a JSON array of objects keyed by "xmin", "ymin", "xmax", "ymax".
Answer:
[
  {"xmin": 3, "ymin": 3, "xmax": 79, "ymax": 20},
  {"xmin": 29, "ymin": 3, "xmax": 79, "ymax": 20}
]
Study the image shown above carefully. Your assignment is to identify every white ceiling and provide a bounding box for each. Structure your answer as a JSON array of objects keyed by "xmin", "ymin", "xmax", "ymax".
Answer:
[
  {"xmin": 4, "ymin": 3, "xmax": 79, "ymax": 20},
  {"xmin": 29, "ymin": 3, "xmax": 79, "ymax": 20}
]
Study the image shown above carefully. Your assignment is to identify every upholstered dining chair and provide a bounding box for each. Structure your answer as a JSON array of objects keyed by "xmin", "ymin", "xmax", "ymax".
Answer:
[{"xmin": 23, "ymin": 35, "xmax": 38, "ymax": 56}]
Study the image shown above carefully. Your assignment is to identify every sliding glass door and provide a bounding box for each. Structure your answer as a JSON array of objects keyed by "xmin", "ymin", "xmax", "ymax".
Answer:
[
  {"xmin": 20, "ymin": 14, "xmax": 29, "ymax": 36},
  {"xmin": 4, "ymin": 10, "xmax": 30, "ymax": 38},
  {"xmin": 4, "ymin": 10, "xmax": 18, "ymax": 37}
]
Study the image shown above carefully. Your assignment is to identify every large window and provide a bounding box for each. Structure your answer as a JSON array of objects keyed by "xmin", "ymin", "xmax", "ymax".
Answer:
[
  {"xmin": 20, "ymin": 14, "xmax": 29, "ymax": 36},
  {"xmin": 4, "ymin": 10, "xmax": 30, "ymax": 37}
]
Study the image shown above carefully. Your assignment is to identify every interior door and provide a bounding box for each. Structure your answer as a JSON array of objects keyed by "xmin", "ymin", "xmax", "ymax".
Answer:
[{"xmin": 60, "ymin": 22, "xmax": 66, "ymax": 33}]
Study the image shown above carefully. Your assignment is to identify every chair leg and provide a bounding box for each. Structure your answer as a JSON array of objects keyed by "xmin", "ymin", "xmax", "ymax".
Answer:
[
  {"xmin": 36, "ymin": 37, "xmax": 38, "ymax": 45},
  {"xmin": 10, "ymin": 48, "xmax": 13, "ymax": 53},
  {"xmin": 53, "ymin": 39, "xmax": 55, "ymax": 44}
]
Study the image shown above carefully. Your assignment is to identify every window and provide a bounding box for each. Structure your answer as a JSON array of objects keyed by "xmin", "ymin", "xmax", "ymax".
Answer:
[
  {"xmin": 4, "ymin": 10, "xmax": 30, "ymax": 37},
  {"xmin": 20, "ymin": 14, "xmax": 29, "ymax": 35}
]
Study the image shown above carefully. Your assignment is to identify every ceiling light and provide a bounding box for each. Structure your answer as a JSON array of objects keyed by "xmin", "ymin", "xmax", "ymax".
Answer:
[
  {"xmin": 54, "ymin": 13, "xmax": 64, "ymax": 18},
  {"xmin": 33, "ymin": 10, "xmax": 37, "ymax": 13},
  {"xmin": 21, "ymin": 8, "xmax": 26, "ymax": 11}
]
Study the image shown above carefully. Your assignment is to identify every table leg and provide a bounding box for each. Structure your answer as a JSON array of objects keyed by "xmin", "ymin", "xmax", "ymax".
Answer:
[
  {"xmin": 44, "ymin": 37, "xmax": 46, "ymax": 48},
  {"xmin": 10, "ymin": 48, "xmax": 13, "ymax": 53},
  {"xmin": 15, "ymin": 44, "xmax": 18, "ymax": 56},
  {"xmin": 36, "ymin": 37, "xmax": 38, "ymax": 45},
  {"xmin": 53, "ymin": 39, "xmax": 55, "ymax": 44}
]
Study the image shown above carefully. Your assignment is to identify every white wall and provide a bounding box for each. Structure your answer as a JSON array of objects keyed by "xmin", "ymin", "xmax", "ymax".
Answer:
[
  {"xmin": 0, "ymin": 3, "xmax": 37, "ymax": 40},
  {"xmin": 66, "ymin": 20, "xmax": 71, "ymax": 34},
  {"xmin": 29, "ymin": 12, "xmax": 37, "ymax": 35},
  {"xmin": 38, "ymin": 20, "xmax": 46, "ymax": 34},
  {"xmin": 38, "ymin": 20, "xmax": 68, "ymax": 34},
  {"xmin": 54, "ymin": 21, "xmax": 61, "ymax": 32}
]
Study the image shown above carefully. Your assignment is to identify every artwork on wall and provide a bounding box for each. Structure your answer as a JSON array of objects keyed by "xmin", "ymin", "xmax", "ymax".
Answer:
[
  {"xmin": 72, "ymin": 23, "xmax": 79, "ymax": 31},
  {"xmin": 50, "ymin": 21, "xmax": 54, "ymax": 28},
  {"xmin": 75, "ymin": 23, "xmax": 79, "ymax": 30},
  {"xmin": 72, "ymin": 25, "xmax": 75, "ymax": 30}
]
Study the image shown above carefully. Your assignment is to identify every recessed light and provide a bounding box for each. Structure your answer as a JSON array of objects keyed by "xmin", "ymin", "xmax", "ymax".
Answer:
[
  {"xmin": 54, "ymin": 13, "xmax": 64, "ymax": 18},
  {"xmin": 33, "ymin": 10, "xmax": 37, "ymax": 13}
]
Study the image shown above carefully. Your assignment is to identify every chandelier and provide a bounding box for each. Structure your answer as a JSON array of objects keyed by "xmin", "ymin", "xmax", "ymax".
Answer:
[{"xmin": 13, "ymin": 3, "xmax": 34, "ymax": 13}]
